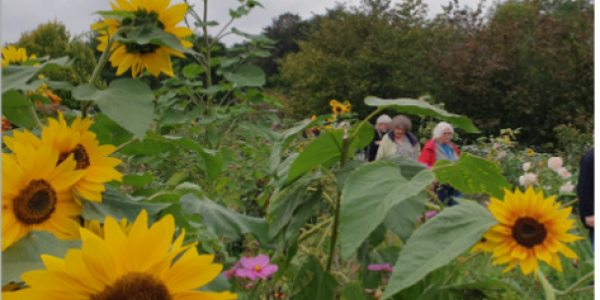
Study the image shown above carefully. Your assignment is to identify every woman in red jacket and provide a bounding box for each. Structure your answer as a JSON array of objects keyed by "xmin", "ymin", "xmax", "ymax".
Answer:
[{"xmin": 418, "ymin": 122, "xmax": 462, "ymax": 206}]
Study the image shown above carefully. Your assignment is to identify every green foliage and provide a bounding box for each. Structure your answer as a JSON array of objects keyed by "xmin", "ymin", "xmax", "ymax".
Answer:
[
  {"xmin": 2, "ymin": 231, "xmax": 82, "ymax": 285},
  {"xmin": 72, "ymin": 78, "xmax": 155, "ymax": 139},
  {"xmin": 15, "ymin": 20, "xmax": 97, "ymax": 108},
  {"xmin": 433, "ymin": 153, "xmax": 512, "ymax": 199},
  {"xmin": 340, "ymin": 162, "xmax": 434, "ymax": 258},
  {"xmin": 382, "ymin": 204, "xmax": 498, "ymax": 299},
  {"xmin": 291, "ymin": 255, "xmax": 338, "ymax": 300}
]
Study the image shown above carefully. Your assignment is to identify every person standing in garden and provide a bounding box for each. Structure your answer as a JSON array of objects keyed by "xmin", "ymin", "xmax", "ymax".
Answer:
[
  {"xmin": 364, "ymin": 114, "xmax": 391, "ymax": 162},
  {"xmin": 375, "ymin": 115, "xmax": 421, "ymax": 161},
  {"xmin": 418, "ymin": 122, "xmax": 462, "ymax": 206},
  {"xmin": 577, "ymin": 147, "xmax": 594, "ymax": 252}
]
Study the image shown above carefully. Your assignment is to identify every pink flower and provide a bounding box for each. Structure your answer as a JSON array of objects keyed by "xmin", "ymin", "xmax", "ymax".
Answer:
[
  {"xmin": 418, "ymin": 211, "xmax": 438, "ymax": 221},
  {"xmin": 237, "ymin": 254, "xmax": 279, "ymax": 280},
  {"xmin": 222, "ymin": 262, "xmax": 241, "ymax": 279},
  {"xmin": 556, "ymin": 167, "xmax": 572, "ymax": 179},
  {"xmin": 548, "ymin": 157, "xmax": 563, "ymax": 171},
  {"xmin": 367, "ymin": 263, "xmax": 394, "ymax": 273}
]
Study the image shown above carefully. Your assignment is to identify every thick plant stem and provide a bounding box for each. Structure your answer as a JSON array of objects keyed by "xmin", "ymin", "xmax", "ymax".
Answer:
[
  {"xmin": 555, "ymin": 271, "xmax": 594, "ymax": 296},
  {"xmin": 426, "ymin": 189, "xmax": 445, "ymax": 211},
  {"xmin": 326, "ymin": 137, "xmax": 351, "ymax": 272},
  {"xmin": 203, "ymin": 0, "xmax": 213, "ymax": 115},
  {"xmin": 298, "ymin": 218, "xmax": 333, "ymax": 244},
  {"xmin": 81, "ymin": 38, "xmax": 114, "ymax": 118},
  {"xmin": 28, "ymin": 105, "xmax": 44, "ymax": 129}
]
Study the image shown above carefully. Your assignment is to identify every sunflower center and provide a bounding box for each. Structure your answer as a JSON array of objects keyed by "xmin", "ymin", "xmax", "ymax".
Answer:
[
  {"xmin": 90, "ymin": 272, "xmax": 173, "ymax": 300},
  {"xmin": 13, "ymin": 180, "xmax": 57, "ymax": 225},
  {"xmin": 58, "ymin": 144, "xmax": 90, "ymax": 170},
  {"xmin": 512, "ymin": 217, "xmax": 547, "ymax": 248},
  {"xmin": 121, "ymin": 9, "xmax": 166, "ymax": 55}
]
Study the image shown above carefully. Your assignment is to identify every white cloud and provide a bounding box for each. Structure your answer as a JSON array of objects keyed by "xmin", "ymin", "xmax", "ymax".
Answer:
[{"xmin": 1, "ymin": 0, "xmax": 485, "ymax": 46}]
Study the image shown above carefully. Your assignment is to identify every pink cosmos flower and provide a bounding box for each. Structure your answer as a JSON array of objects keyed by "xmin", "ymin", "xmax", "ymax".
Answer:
[
  {"xmin": 367, "ymin": 263, "xmax": 394, "ymax": 273},
  {"xmin": 237, "ymin": 254, "xmax": 279, "ymax": 280},
  {"xmin": 418, "ymin": 211, "xmax": 438, "ymax": 221},
  {"xmin": 222, "ymin": 262, "xmax": 241, "ymax": 279}
]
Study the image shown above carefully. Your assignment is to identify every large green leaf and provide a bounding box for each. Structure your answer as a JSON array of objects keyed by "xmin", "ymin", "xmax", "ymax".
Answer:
[
  {"xmin": 364, "ymin": 96, "xmax": 480, "ymax": 133},
  {"xmin": 1, "ymin": 90, "xmax": 36, "ymax": 130},
  {"xmin": 199, "ymin": 150, "xmax": 223, "ymax": 182},
  {"xmin": 89, "ymin": 114, "xmax": 135, "ymax": 146},
  {"xmin": 180, "ymin": 194, "xmax": 273, "ymax": 248},
  {"xmin": 287, "ymin": 130, "xmax": 343, "ymax": 182},
  {"xmin": 223, "ymin": 64, "xmax": 266, "ymax": 87},
  {"xmin": 114, "ymin": 24, "xmax": 195, "ymax": 55},
  {"xmin": 340, "ymin": 162, "xmax": 435, "ymax": 259},
  {"xmin": 382, "ymin": 204, "xmax": 498, "ymax": 299},
  {"xmin": 284, "ymin": 190, "xmax": 322, "ymax": 242},
  {"xmin": 380, "ymin": 155, "xmax": 429, "ymax": 180},
  {"xmin": 433, "ymin": 153, "xmax": 511, "ymax": 200},
  {"xmin": 267, "ymin": 176, "xmax": 313, "ymax": 239},
  {"xmin": 2, "ymin": 56, "xmax": 69, "ymax": 93},
  {"xmin": 337, "ymin": 160, "xmax": 367, "ymax": 192},
  {"xmin": 342, "ymin": 282, "xmax": 368, "ymax": 300},
  {"xmin": 2, "ymin": 231, "xmax": 81, "ymax": 285},
  {"xmin": 81, "ymin": 185, "xmax": 172, "ymax": 223},
  {"xmin": 267, "ymin": 176, "xmax": 311, "ymax": 239},
  {"xmin": 123, "ymin": 172, "xmax": 154, "ymax": 188},
  {"xmin": 384, "ymin": 191, "xmax": 428, "ymax": 243},
  {"xmin": 269, "ymin": 117, "xmax": 330, "ymax": 173},
  {"xmin": 72, "ymin": 78, "xmax": 155, "ymax": 140},
  {"xmin": 291, "ymin": 255, "xmax": 338, "ymax": 300}
]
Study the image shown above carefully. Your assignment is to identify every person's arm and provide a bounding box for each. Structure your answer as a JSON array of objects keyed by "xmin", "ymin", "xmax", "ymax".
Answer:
[{"xmin": 578, "ymin": 149, "xmax": 594, "ymax": 227}]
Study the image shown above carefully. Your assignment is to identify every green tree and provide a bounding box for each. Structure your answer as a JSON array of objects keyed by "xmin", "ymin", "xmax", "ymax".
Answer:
[
  {"xmin": 16, "ymin": 20, "xmax": 97, "ymax": 109},
  {"xmin": 280, "ymin": 0, "xmax": 435, "ymax": 119}
]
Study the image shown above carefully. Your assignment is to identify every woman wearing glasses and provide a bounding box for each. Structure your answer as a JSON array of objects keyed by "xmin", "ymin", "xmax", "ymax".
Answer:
[{"xmin": 418, "ymin": 122, "xmax": 462, "ymax": 206}]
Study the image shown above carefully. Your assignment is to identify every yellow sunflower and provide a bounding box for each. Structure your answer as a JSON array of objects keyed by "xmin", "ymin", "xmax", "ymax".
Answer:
[
  {"xmin": 325, "ymin": 125, "xmax": 332, "ymax": 131},
  {"xmin": 3, "ymin": 210, "xmax": 238, "ymax": 300},
  {"xmin": 1, "ymin": 45, "xmax": 37, "ymax": 68},
  {"xmin": 42, "ymin": 90, "xmax": 62, "ymax": 105},
  {"xmin": 526, "ymin": 149, "xmax": 534, "ymax": 156},
  {"xmin": 332, "ymin": 103, "xmax": 346, "ymax": 114},
  {"xmin": 470, "ymin": 237, "xmax": 493, "ymax": 253},
  {"xmin": 329, "ymin": 99, "xmax": 338, "ymax": 106},
  {"xmin": 91, "ymin": 0, "xmax": 194, "ymax": 78},
  {"xmin": 1, "ymin": 146, "xmax": 85, "ymax": 251},
  {"xmin": 483, "ymin": 187, "xmax": 582, "ymax": 276},
  {"xmin": 84, "ymin": 218, "xmax": 132, "ymax": 239},
  {"xmin": 4, "ymin": 112, "xmax": 123, "ymax": 203},
  {"xmin": 343, "ymin": 100, "xmax": 352, "ymax": 112},
  {"xmin": 311, "ymin": 115, "xmax": 317, "ymax": 121}
]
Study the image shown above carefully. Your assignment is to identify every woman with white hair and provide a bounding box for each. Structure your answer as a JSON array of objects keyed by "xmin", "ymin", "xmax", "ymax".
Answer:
[
  {"xmin": 364, "ymin": 114, "xmax": 392, "ymax": 162},
  {"xmin": 375, "ymin": 115, "xmax": 421, "ymax": 161},
  {"xmin": 418, "ymin": 121, "xmax": 462, "ymax": 206}
]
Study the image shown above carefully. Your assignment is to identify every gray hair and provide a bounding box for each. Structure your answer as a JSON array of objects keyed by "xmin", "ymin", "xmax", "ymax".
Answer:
[
  {"xmin": 432, "ymin": 122, "xmax": 454, "ymax": 139},
  {"xmin": 376, "ymin": 114, "xmax": 392, "ymax": 125},
  {"xmin": 389, "ymin": 115, "xmax": 412, "ymax": 132}
]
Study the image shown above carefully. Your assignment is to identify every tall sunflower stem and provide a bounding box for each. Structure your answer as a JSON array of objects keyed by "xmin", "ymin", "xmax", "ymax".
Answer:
[
  {"xmin": 426, "ymin": 189, "xmax": 445, "ymax": 211},
  {"xmin": 554, "ymin": 271, "xmax": 594, "ymax": 296},
  {"xmin": 28, "ymin": 105, "xmax": 44, "ymax": 129},
  {"xmin": 82, "ymin": 37, "xmax": 114, "ymax": 118},
  {"xmin": 325, "ymin": 137, "xmax": 351, "ymax": 273}
]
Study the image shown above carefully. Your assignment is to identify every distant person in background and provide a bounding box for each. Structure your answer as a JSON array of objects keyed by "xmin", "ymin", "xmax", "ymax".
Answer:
[
  {"xmin": 364, "ymin": 114, "xmax": 391, "ymax": 162},
  {"xmin": 375, "ymin": 115, "xmax": 421, "ymax": 161},
  {"xmin": 577, "ymin": 148, "xmax": 594, "ymax": 252},
  {"xmin": 418, "ymin": 122, "xmax": 461, "ymax": 206}
]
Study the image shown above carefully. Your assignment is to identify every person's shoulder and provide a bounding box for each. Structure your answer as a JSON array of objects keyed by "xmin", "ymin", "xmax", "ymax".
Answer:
[
  {"xmin": 423, "ymin": 139, "xmax": 436, "ymax": 148},
  {"xmin": 582, "ymin": 148, "xmax": 594, "ymax": 163}
]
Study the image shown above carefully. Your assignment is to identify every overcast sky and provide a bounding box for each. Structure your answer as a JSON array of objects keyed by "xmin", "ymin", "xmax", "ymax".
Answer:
[{"xmin": 1, "ymin": 0, "xmax": 485, "ymax": 46}]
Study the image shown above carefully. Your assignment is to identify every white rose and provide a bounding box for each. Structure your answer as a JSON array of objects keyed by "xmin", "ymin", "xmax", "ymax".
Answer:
[
  {"xmin": 559, "ymin": 181, "xmax": 575, "ymax": 194},
  {"xmin": 556, "ymin": 167, "xmax": 572, "ymax": 179},
  {"xmin": 522, "ymin": 162, "xmax": 531, "ymax": 172},
  {"xmin": 547, "ymin": 157, "xmax": 563, "ymax": 171},
  {"xmin": 519, "ymin": 173, "xmax": 538, "ymax": 187},
  {"xmin": 493, "ymin": 143, "xmax": 501, "ymax": 150},
  {"xmin": 497, "ymin": 151, "xmax": 507, "ymax": 159}
]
